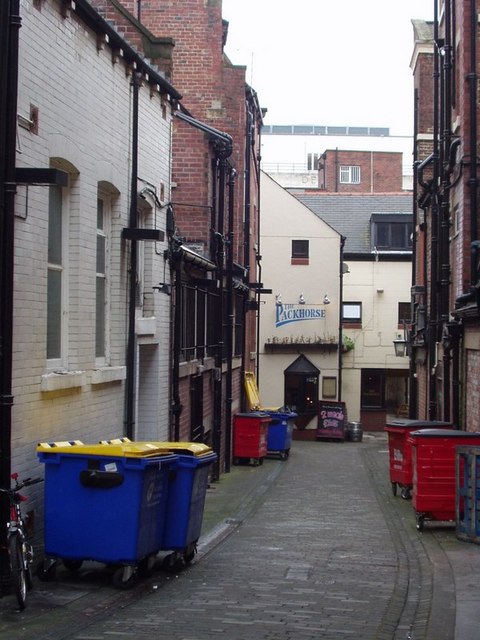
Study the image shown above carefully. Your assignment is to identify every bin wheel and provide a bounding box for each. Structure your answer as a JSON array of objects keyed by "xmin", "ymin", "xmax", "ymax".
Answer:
[
  {"xmin": 400, "ymin": 487, "xmax": 411, "ymax": 500},
  {"xmin": 259, "ymin": 457, "xmax": 264, "ymax": 466},
  {"xmin": 162, "ymin": 552, "xmax": 183, "ymax": 572},
  {"xmin": 280, "ymin": 452, "xmax": 288, "ymax": 461},
  {"xmin": 37, "ymin": 558, "xmax": 57, "ymax": 582},
  {"xmin": 233, "ymin": 457, "xmax": 240, "ymax": 466},
  {"xmin": 391, "ymin": 482, "xmax": 397, "ymax": 497},
  {"xmin": 183, "ymin": 543, "xmax": 197, "ymax": 564},
  {"xmin": 138, "ymin": 554, "xmax": 156, "ymax": 576},
  {"xmin": 63, "ymin": 559, "xmax": 83, "ymax": 572},
  {"xmin": 416, "ymin": 515, "xmax": 425, "ymax": 532},
  {"xmin": 112, "ymin": 565, "xmax": 138, "ymax": 590}
]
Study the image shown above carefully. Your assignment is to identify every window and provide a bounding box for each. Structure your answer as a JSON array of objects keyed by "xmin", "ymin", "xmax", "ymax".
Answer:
[
  {"xmin": 180, "ymin": 284, "xmax": 214, "ymax": 362},
  {"xmin": 322, "ymin": 377, "xmax": 337, "ymax": 399},
  {"xmin": 96, "ymin": 197, "xmax": 108, "ymax": 360},
  {"xmin": 361, "ymin": 369, "xmax": 385, "ymax": 409},
  {"xmin": 307, "ymin": 153, "xmax": 320, "ymax": 171},
  {"xmin": 398, "ymin": 302, "xmax": 411, "ymax": 327},
  {"xmin": 342, "ymin": 302, "xmax": 362, "ymax": 324},
  {"xmin": 291, "ymin": 240, "xmax": 309, "ymax": 264},
  {"xmin": 285, "ymin": 373, "xmax": 318, "ymax": 415},
  {"xmin": 47, "ymin": 185, "xmax": 66, "ymax": 364},
  {"xmin": 234, "ymin": 293, "xmax": 243, "ymax": 357},
  {"xmin": 371, "ymin": 214, "xmax": 413, "ymax": 251},
  {"xmin": 292, "ymin": 239, "xmax": 309, "ymax": 258},
  {"xmin": 339, "ymin": 165, "xmax": 360, "ymax": 184}
]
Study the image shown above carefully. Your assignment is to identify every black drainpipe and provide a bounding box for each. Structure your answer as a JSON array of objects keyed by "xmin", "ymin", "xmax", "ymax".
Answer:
[
  {"xmin": 440, "ymin": 1, "xmax": 453, "ymax": 421},
  {"xmin": 411, "ymin": 87, "xmax": 419, "ymax": 420},
  {"xmin": 428, "ymin": 7, "xmax": 441, "ymax": 421},
  {"xmin": 172, "ymin": 250, "xmax": 182, "ymax": 441},
  {"xmin": 240, "ymin": 106, "xmax": 252, "ymax": 411},
  {"xmin": 468, "ymin": 0, "xmax": 478, "ymax": 287},
  {"xmin": 338, "ymin": 236, "xmax": 345, "ymax": 401},
  {"xmin": 0, "ymin": 0, "xmax": 20, "ymax": 552},
  {"xmin": 212, "ymin": 155, "xmax": 226, "ymax": 479},
  {"xmin": 225, "ymin": 167, "xmax": 236, "ymax": 472},
  {"xmin": 125, "ymin": 71, "xmax": 141, "ymax": 439}
]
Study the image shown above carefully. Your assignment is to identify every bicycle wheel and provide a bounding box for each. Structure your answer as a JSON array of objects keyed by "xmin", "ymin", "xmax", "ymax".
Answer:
[{"xmin": 9, "ymin": 534, "xmax": 27, "ymax": 610}]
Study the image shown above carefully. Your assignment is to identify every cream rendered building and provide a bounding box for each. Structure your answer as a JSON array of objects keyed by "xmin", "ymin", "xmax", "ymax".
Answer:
[
  {"xmin": 293, "ymin": 192, "xmax": 412, "ymax": 431},
  {"xmin": 258, "ymin": 172, "xmax": 342, "ymax": 432}
]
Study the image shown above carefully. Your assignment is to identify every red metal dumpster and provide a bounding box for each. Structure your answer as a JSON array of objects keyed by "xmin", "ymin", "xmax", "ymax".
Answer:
[
  {"xmin": 233, "ymin": 412, "xmax": 271, "ymax": 466},
  {"xmin": 384, "ymin": 420, "xmax": 452, "ymax": 499},
  {"xmin": 408, "ymin": 429, "xmax": 480, "ymax": 531}
]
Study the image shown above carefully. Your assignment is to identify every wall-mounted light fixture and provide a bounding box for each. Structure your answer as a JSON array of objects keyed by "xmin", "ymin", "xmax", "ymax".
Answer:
[
  {"xmin": 323, "ymin": 294, "xmax": 331, "ymax": 305},
  {"xmin": 393, "ymin": 321, "xmax": 408, "ymax": 357},
  {"xmin": 153, "ymin": 282, "xmax": 171, "ymax": 295},
  {"xmin": 275, "ymin": 293, "xmax": 282, "ymax": 306},
  {"xmin": 298, "ymin": 293, "xmax": 306, "ymax": 305}
]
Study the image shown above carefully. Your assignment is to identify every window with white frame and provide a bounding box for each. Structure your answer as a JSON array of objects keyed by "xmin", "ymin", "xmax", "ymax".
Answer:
[
  {"xmin": 96, "ymin": 196, "xmax": 109, "ymax": 361},
  {"xmin": 47, "ymin": 185, "xmax": 66, "ymax": 365},
  {"xmin": 307, "ymin": 153, "xmax": 320, "ymax": 171},
  {"xmin": 342, "ymin": 301, "xmax": 362, "ymax": 324},
  {"xmin": 339, "ymin": 165, "xmax": 361, "ymax": 184}
]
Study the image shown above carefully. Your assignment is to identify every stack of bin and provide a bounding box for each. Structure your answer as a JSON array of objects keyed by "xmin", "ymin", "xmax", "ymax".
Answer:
[
  {"xmin": 243, "ymin": 372, "xmax": 297, "ymax": 460},
  {"xmin": 455, "ymin": 445, "xmax": 480, "ymax": 544},
  {"xmin": 408, "ymin": 429, "xmax": 480, "ymax": 531},
  {"xmin": 384, "ymin": 419, "xmax": 452, "ymax": 499},
  {"xmin": 37, "ymin": 440, "xmax": 177, "ymax": 587}
]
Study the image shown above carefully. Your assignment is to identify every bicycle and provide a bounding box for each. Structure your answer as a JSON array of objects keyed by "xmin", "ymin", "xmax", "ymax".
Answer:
[{"xmin": 0, "ymin": 473, "xmax": 43, "ymax": 610}]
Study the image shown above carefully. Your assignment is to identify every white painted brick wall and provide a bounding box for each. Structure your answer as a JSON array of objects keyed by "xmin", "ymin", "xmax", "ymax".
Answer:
[{"xmin": 12, "ymin": 0, "xmax": 174, "ymax": 475}]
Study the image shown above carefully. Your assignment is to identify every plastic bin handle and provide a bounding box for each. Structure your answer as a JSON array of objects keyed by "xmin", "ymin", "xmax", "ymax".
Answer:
[{"xmin": 79, "ymin": 469, "xmax": 124, "ymax": 489}]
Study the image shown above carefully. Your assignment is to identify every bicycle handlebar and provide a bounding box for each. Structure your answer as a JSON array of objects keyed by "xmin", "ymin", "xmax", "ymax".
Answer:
[
  {"xmin": 0, "ymin": 476, "xmax": 44, "ymax": 493},
  {"xmin": 21, "ymin": 477, "xmax": 44, "ymax": 487}
]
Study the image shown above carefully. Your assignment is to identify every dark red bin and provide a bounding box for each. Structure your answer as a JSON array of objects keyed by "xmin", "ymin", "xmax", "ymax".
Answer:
[
  {"xmin": 408, "ymin": 429, "xmax": 480, "ymax": 531},
  {"xmin": 384, "ymin": 420, "xmax": 452, "ymax": 499},
  {"xmin": 233, "ymin": 412, "xmax": 271, "ymax": 466}
]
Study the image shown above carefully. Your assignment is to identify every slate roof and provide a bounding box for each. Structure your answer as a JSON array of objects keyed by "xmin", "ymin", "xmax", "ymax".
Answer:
[{"xmin": 290, "ymin": 192, "xmax": 413, "ymax": 254}]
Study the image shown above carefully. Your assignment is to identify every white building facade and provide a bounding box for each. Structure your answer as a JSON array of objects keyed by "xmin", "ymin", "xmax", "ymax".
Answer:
[
  {"xmin": 258, "ymin": 172, "xmax": 342, "ymax": 433},
  {"xmin": 12, "ymin": 0, "xmax": 179, "ymax": 480}
]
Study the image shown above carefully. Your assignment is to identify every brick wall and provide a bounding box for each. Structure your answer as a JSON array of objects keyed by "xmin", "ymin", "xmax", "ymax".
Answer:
[
  {"xmin": 320, "ymin": 150, "xmax": 403, "ymax": 193},
  {"xmin": 466, "ymin": 348, "xmax": 480, "ymax": 432}
]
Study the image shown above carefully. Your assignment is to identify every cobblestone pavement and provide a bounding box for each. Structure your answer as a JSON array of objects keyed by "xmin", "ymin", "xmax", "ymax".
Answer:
[{"xmin": 1, "ymin": 436, "xmax": 479, "ymax": 639}]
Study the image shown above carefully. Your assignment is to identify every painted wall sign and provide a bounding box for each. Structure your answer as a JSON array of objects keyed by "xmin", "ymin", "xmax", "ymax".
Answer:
[{"xmin": 275, "ymin": 304, "xmax": 326, "ymax": 328}]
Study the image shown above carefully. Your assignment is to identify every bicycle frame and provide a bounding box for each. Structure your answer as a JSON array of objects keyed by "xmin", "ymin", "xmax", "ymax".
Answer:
[{"xmin": 0, "ymin": 473, "xmax": 43, "ymax": 610}]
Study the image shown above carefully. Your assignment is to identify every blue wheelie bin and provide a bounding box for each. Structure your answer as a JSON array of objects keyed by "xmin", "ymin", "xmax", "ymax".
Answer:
[
  {"xmin": 159, "ymin": 442, "xmax": 217, "ymax": 564},
  {"xmin": 265, "ymin": 410, "xmax": 297, "ymax": 459},
  {"xmin": 37, "ymin": 440, "xmax": 177, "ymax": 588},
  {"xmin": 100, "ymin": 438, "xmax": 217, "ymax": 566}
]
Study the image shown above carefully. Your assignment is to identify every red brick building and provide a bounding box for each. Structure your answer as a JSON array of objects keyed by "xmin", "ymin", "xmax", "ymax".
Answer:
[
  {"xmin": 318, "ymin": 149, "xmax": 403, "ymax": 193},
  {"xmin": 92, "ymin": 0, "xmax": 264, "ymax": 473},
  {"xmin": 411, "ymin": 2, "xmax": 480, "ymax": 431}
]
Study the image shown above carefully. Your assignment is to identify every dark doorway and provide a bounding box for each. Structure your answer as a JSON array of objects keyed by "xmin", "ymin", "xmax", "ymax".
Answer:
[{"xmin": 284, "ymin": 355, "xmax": 320, "ymax": 429}]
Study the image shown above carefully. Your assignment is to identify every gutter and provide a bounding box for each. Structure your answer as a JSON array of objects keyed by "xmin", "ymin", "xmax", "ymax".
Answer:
[{"xmin": 175, "ymin": 110, "xmax": 233, "ymax": 153}]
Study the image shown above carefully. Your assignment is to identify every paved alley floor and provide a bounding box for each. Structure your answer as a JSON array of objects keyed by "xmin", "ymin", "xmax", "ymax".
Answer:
[{"xmin": 1, "ymin": 436, "xmax": 479, "ymax": 639}]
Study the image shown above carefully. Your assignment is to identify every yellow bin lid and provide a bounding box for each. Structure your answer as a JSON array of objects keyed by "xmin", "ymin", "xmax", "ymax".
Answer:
[
  {"xmin": 99, "ymin": 437, "xmax": 213, "ymax": 457},
  {"xmin": 37, "ymin": 440, "xmax": 172, "ymax": 458}
]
